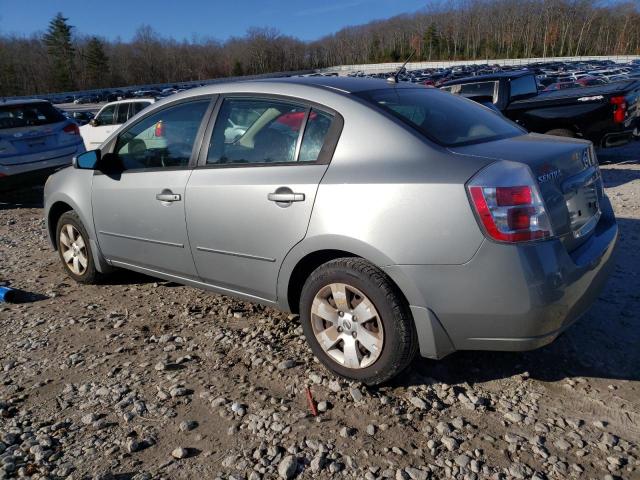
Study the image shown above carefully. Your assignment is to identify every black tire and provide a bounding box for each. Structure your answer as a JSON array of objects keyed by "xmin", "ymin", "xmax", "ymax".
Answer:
[
  {"xmin": 56, "ymin": 211, "xmax": 100, "ymax": 284},
  {"xmin": 299, "ymin": 257, "xmax": 417, "ymax": 385},
  {"xmin": 544, "ymin": 128, "xmax": 575, "ymax": 138}
]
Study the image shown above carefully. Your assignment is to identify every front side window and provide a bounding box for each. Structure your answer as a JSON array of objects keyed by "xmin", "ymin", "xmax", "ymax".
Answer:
[
  {"xmin": 357, "ymin": 88, "xmax": 523, "ymax": 147},
  {"xmin": 114, "ymin": 100, "xmax": 209, "ymax": 171},
  {"xmin": 207, "ymin": 98, "xmax": 308, "ymax": 165},
  {"xmin": 96, "ymin": 105, "xmax": 116, "ymax": 125}
]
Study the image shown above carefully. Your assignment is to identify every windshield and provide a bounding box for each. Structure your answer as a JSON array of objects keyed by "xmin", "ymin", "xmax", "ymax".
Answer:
[
  {"xmin": 356, "ymin": 88, "xmax": 524, "ymax": 147},
  {"xmin": 0, "ymin": 102, "xmax": 66, "ymax": 129}
]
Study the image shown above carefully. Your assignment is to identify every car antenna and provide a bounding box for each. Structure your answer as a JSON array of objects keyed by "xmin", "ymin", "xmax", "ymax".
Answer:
[{"xmin": 387, "ymin": 50, "xmax": 416, "ymax": 84}]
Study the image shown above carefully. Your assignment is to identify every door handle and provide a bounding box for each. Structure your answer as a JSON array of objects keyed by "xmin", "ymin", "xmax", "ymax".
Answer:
[
  {"xmin": 156, "ymin": 192, "xmax": 181, "ymax": 202},
  {"xmin": 268, "ymin": 192, "xmax": 305, "ymax": 203}
]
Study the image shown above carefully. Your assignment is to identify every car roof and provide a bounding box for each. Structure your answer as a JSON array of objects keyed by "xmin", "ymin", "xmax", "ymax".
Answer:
[
  {"xmin": 256, "ymin": 76, "xmax": 421, "ymax": 93},
  {"xmin": 145, "ymin": 76, "xmax": 427, "ymax": 112},
  {"xmin": 0, "ymin": 98, "xmax": 50, "ymax": 106},
  {"xmin": 101, "ymin": 98, "xmax": 155, "ymax": 108}
]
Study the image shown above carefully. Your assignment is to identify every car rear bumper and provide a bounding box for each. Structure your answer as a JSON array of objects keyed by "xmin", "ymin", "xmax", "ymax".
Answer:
[
  {"xmin": 0, "ymin": 144, "xmax": 83, "ymax": 192},
  {"xmin": 384, "ymin": 195, "xmax": 618, "ymax": 358}
]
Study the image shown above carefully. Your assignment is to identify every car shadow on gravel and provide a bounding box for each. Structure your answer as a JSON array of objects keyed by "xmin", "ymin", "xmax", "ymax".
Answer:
[
  {"xmin": 392, "ymin": 216, "xmax": 640, "ymax": 388},
  {"xmin": 597, "ymin": 140, "xmax": 640, "ymax": 164},
  {"xmin": 601, "ymin": 168, "xmax": 640, "ymax": 188},
  {"xmin": 0, "ymin": 186, "xmax": 45, "ymax": 209}
]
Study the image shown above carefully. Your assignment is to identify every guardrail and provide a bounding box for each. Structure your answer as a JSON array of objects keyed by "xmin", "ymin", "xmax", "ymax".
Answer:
[{"xmin": 318, "ymin": 55, "xmax": 640, "ymax": 75}]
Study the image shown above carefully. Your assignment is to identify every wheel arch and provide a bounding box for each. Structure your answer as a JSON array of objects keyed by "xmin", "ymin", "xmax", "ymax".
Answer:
[
  {"xmin": 47, "ymin": 201, "xmax": 74, "ymax": 249},
  {"xmin": 45, "ymin": 193, "xmax": 112, "ymax": 273},
  {"xmin": 277, "ymin": 235, "xmax": 399, "ymax": 314},
  {"xmin": 277, "ymin": 235, "xmax": 457, "ymax": 361}
]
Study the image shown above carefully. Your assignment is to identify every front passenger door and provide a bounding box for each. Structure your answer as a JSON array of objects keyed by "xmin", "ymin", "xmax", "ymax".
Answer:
[{"xmin": 92, "ymin": 98, "xmax": 212, "ymax": 278}]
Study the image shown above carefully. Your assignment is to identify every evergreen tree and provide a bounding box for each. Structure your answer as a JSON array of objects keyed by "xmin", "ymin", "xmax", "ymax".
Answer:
[
  {"xmin": 85, "ymin": 37, "xmax": 109, "ymax": 88},
  {"xmin": 232, "ymin": 60, "xmax": 244, "ymax": 77},
  {"xmin": 423, "ymin": 24, "xmax": 440, "ymax": 61},
  {"xmin": 43, "ymin": 13, "xmax": 75, "ymax": 91}
]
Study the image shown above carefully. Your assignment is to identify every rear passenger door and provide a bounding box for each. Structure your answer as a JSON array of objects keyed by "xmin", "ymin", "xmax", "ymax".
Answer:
[{"xmin": 185, "ymin": 96, "xmax": 342, "ymax": 302}]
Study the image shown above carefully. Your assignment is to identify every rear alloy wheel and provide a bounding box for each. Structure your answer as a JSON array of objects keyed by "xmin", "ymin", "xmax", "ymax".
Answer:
[
  {"xmin": 544, "ymin": 128, "xmax": 575, "ymax": 138},
  {"xmin": 56, "ymin": 211, "xmax": 100, "ymax": 284},
  {"xmin": 300, "ymin": 258, "xmax": 417, "ymax": 385},
  {"xmin": 311, "ymin": 283, "xmax": 384, "ymax": 369}
]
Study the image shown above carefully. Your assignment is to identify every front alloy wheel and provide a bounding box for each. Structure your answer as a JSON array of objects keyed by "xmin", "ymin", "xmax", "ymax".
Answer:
[
  {"xmin": 56, "ymin": 210, "xmax": 100, "ymax": 284},
  {"xmin": 59, "ymin": 224, "xmax": 88, "ymax": 276}
]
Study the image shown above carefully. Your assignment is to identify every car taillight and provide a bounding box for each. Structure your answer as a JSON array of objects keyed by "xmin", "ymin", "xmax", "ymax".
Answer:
[
  {"xmin": 63, "ymin": 123, "xmax": 80, "ymax": 135},
  {"xmin": 610, "ymin": 96, "xmax": 627, "ymax": 124},
  {"xmin": 467, "ymin": 161, "xmax": 553, "ymax": 243},
  {"xmin": 154, "ymin": 120, "xmax": 164, "ymax": 137}
]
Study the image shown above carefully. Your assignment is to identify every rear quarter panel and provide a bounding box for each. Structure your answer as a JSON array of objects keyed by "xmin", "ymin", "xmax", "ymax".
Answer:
[{"xmin": 277, "ymin": 99, "xmax": 494, "ymax": 308}]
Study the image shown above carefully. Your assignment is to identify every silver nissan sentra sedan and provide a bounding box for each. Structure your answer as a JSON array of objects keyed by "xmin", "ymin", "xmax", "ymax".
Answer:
[{"xmin": 44, "ymin": 77, "xmax": 618, "ymax": 384}]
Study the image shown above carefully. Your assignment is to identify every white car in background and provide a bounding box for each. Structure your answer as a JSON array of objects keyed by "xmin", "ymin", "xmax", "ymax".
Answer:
[{"xmin": 80, "ymin": 99, "xmax": 154, "ymax": 150}]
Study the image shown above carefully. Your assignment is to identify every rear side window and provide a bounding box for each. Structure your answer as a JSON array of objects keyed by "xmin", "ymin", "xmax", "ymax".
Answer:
[
  {"xmin": 299, "ymin": 110, "xmax": 333, "ymax": 162},
  {"xmin": 443, "ymin": 81, "xmax": 498, "ymax": 103},
  {"xmin": 207, "ymin": 98, "xmax": 306, "ymax": 165},
  {"xmin": 0, "ymin": 102, "xmax": 65, "ymax": 129},
  {"xmin": 115, "ymin": 104, "xmax": 129, "ymax": 124},
  {"xmin": 130, "ymin": 102, "xmax": 149, "ymax": 117},
  {"xmin": 509, "ymin": 76, "xmax": 538, "ymax": 99},
  {"xmin": 357, "ymin": 88, "xmax": 523, "ymax": 147}
]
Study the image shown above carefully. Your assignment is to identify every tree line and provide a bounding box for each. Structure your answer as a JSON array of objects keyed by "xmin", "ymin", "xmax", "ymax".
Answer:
[{"xmin": 1, "ymin": 0, "xmax": 639, "ymax": 96}]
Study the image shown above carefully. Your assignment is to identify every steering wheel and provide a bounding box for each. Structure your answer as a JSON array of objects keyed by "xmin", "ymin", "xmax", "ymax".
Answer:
[{"xmin": 160, "ymin": 142, "xmax": 193, "ymax": 167}]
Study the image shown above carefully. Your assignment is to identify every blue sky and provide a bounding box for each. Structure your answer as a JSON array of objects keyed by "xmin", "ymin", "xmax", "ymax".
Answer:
[{"xmin": 0, "ymin": 0, "xmax": 427, "ymax": 41}]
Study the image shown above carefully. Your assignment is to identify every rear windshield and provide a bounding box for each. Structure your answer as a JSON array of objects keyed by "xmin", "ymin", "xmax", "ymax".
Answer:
[
  {"xmin": 356, "ymin": 88, "xmax": 523, "ymax": 147},
  {"xmin": 0, "ymin": 102, "xmax": 66, "ymax": 129}
]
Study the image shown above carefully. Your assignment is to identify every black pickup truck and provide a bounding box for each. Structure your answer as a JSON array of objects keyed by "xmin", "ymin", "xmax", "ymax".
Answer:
[{"xmin": 440, "ymin": 71, "xmax": 640, "ymax": 147}]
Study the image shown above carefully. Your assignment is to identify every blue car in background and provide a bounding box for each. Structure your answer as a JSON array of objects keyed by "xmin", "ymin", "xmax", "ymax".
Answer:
[{"xmin": 0, "ymin": 99, "xmax": 85, "ymax": 192}]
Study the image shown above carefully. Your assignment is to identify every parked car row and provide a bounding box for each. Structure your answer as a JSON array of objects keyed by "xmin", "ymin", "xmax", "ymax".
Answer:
[
  {"xmin": 347, "ymin": 59, "xmax": 640, "ymax": 92},
  {"xmin": 47, "ymin": 83, "xmax": 207, "ymax": 106},
  {"xmin": 2, "ymin": 58, "xmax": 638, "ymax": 194}
]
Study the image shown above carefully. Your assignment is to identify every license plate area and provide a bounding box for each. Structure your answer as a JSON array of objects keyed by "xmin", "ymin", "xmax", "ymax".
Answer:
[{"xmin": 566, "ymin": 181, "xmax": 600, "ymax": 239}]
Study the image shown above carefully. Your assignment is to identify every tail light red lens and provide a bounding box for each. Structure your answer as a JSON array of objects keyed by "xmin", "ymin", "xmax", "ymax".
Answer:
[
  {"xmin": 154, "ymin": 120, "xmax": 165, "ymax": 137},
  {"xmin": 63, "ymin": 123, "xmax": 80, "ymax": 135},
  {"xmin": 610, "ymin": 96, "xmax": 627, "ymax": 124},
  {"xmin": 468, "ymin": 161, "xmax": 553, "ymax": 243},
  {"xmin": 496, "ymin": 186, "xmax": 531, "ymax": 206}
]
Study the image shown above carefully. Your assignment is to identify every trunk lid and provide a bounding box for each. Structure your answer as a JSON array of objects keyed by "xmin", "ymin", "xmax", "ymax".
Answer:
[{"xmin": 451, "ymin": 133, "xmax": 603, "ymax": 251}]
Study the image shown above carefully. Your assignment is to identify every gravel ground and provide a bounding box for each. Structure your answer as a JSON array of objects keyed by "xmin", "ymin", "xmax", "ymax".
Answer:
[{"xmin": 0, "ymin": 143, "xmax": 639, "ymax": 480}]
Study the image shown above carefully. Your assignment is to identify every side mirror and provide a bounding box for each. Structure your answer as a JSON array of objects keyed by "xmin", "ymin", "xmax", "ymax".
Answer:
[
  {"xmin": 73, "ymin": 150, "xmax": 100, "ymax": 170},
  {"xmin": 90, "ymin": 118, "xmax": 99, "ymax": 127}
]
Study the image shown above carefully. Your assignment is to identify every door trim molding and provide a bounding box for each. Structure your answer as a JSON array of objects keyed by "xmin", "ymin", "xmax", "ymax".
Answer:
[
  {"xmin": 99, "ymin": 230, "xmax": 184, "ymax": 248},
  {"xmin": 196, "ymin": 246, "xmax": 275, "ymax": 263},
  {"xmin": 108, "ymin": 259, "xmax": 276, "ymax": 305}
]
